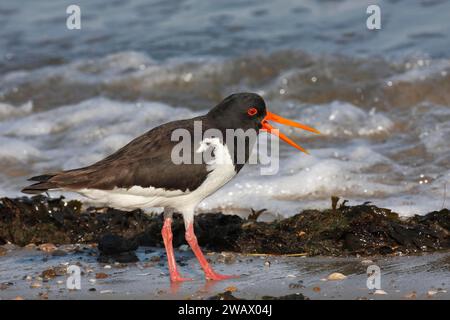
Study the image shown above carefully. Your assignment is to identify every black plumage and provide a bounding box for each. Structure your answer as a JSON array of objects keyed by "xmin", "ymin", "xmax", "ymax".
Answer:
[{"xmin": 22, "ymin": 93, "xmax": 266, "ymax": 194}]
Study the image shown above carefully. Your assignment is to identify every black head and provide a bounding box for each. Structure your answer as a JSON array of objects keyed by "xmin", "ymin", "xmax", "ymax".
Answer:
[
  {"xmin": 207, "ymin": 92, "xmax": 267, "ymax": 131},
  {"xmin": 207, "ymin": 92, "xmax": 320, "ymax": 153}
]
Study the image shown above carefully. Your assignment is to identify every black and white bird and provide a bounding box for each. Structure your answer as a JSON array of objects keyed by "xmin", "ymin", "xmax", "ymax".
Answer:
[{"xmin": 22, "ymin": 92, "xmax": 319, "ymax": 282}]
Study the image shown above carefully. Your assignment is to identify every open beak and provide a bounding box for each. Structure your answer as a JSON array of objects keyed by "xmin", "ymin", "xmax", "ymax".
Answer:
[{"xmin": 261, "ymin": 111, "xmax": 320, "ymax": 154}]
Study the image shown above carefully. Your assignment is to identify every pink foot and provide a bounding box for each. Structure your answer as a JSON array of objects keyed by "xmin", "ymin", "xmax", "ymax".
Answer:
[
  {"xmin": 185, "ymin": 224, "xmax": 240, "ymax": 282},
  {"xmin": 170, "ymin": 273, "xmax": 193, "ymax": 282}
]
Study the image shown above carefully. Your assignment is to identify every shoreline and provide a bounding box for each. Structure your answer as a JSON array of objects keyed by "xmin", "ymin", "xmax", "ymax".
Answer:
[
  {"xmin": 1, "ymin": 195, "xmax": 449, "ymax": 257},
  {"xmin": 1, "ymin": 195, "xmax": 449, "ymax": 300}
]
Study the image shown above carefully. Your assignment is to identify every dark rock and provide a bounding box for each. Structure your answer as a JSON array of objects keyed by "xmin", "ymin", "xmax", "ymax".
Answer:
[
  {"xmin": 97, "ymin": 234, "xmax": 139, "ymax": 263},
  {"xmin": 98, "ymin": 234, "xmax": 138, "ymax": 255},
  {"xmin": 0, "ymin": 282, "xmax": 14, "ymax": 290},
  {"xmin": 288, "ymin": 281, "xmax": 304, "ymax": 289}
]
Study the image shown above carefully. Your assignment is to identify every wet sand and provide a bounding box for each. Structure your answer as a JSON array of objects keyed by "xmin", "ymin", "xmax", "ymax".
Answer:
[{"xmin": 0, "ymin": 245, "xmax": 448, "ymax": 300}]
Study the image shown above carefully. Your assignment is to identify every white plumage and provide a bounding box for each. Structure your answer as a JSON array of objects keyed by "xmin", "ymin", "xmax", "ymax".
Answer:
[{"xmin": 77, "ymin": 138, "xmax": 236, "ymax": 224}]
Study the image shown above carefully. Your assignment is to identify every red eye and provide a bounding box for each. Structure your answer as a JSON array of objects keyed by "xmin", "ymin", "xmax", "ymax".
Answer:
[{"xmin": 247, "ymin": 107, "xmax": 258, "ymax": 116}]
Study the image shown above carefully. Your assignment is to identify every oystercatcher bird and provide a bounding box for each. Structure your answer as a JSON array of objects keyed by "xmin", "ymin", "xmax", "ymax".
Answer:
[{"xmin": 22, "ymin": 92, "xmax": 319, "ymax": 282}]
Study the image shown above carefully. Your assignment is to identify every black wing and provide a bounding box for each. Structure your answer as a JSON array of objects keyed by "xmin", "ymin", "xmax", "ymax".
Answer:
[{"xmin": 22, "ymin": 117, "xmax": 209, "ymax": 194}]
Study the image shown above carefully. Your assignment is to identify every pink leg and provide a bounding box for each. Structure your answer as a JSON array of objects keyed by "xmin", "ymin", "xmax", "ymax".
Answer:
[
  {"xmin": 185, "ymin": 223, "xmax": 237, "ymax": 281},
  {"xmin": 161, "ymin": 218, "xmax": 192, "ymax": 282}
]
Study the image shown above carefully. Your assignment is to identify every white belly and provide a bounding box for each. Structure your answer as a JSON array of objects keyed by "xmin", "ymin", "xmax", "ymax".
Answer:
[{"xmin": 77, "ymin": 138, "xmax": 236, "ymax": 217}]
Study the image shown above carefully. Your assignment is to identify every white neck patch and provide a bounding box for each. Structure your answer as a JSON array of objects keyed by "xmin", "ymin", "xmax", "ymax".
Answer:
[{"xmin": 196, "ymin": 137, "xmax": 234, "ymax": 171}]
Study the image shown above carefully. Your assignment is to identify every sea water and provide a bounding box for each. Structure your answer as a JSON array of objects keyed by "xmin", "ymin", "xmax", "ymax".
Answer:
[{"xmin": 0, "ymin": 0, "xmax": 449, "ymax": 217}]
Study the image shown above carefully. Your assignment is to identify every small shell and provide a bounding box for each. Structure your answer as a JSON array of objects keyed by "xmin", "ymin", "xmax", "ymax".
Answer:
[
  {"xmin": 327, "ymin": 272, "xmax": 347, "ymax": 281},
  {"xmin": 374, "ymin": 289, "xmax": 387, "ymax": 295}
]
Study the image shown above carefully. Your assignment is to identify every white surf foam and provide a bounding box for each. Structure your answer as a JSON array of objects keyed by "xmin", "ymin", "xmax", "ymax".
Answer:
[{"xmin": 0, "ymin": 95, "xmax": 447, "ymax": 217}]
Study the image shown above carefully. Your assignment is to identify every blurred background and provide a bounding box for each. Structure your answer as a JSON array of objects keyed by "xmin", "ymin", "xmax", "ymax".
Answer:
[{"xmin": 0, "ymin": 0, "xmax": 449, "ymax": 217}]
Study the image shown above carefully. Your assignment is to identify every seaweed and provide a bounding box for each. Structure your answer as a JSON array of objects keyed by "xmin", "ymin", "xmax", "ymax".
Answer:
[{"xmin": 0, "ymin": 195, "xmax": 449, "ymax": 257}]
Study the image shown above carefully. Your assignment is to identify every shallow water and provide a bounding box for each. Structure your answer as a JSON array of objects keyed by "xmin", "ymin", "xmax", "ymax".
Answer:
[{"xmin": 0, "ymin": 0, "xmax": 450, "ymax": 216}]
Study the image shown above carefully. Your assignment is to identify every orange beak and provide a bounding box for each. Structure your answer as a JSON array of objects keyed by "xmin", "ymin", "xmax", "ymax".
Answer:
[{"xmin": 261, "ymin": 111, "xmax": 320, "ymax": 154}]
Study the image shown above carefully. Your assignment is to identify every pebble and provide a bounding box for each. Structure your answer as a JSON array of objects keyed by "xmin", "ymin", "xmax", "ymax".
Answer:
[
  {"xmin": 427, "ymin": 289, "xmax": 438, "ymax": 297},
  {"xmin": 431, "ymin": 288, "xmax": 446, "ymax": 296},
  {"xmin": 53, "ymin": 266, "xmax": 67, "ymax": 276},
  {"xmin": 89, "ymin": 279, "xmax": 96, "ymax": 284},
  {"xmin": 100, "ymin": 290, "xmax": 113, "ymax": 294},
  {"xmin": 216, "ymin": 252, "xmax": 236, "ymax": 264},
  {"xmin": 327, "ymin": 273, "xmax": 347, "ymax": 281},
  {"xmin": 104, "ymin": 265, "xmax": 112, "ymax": 269},
  {"xmin": 38, "ymin": 292, "xmax": 49, "ymax": 300},
  {"xmin": 95, "ymin": 273, "xmax": 108, "ymax": 279},
  {"xmin": 313, "ymin": 287, "xmax": 321, "ymax": 292},
  {"xmin": 225, "ymin": 286, "xmax": 237, "ymax": 292},
  {"xmin": 13, "ymin": 296, "xmax": 24, "ymax": 300},
  {"xmin": 42, "ymin": 269, "xmax": 57, "ymax": 279},
  {"xmin": 38, "ymin": 243, "xmax": 57, "ymax": 253},
  {"xmin": 178, "ymin": 244, "xmax": 189, "ymax": 252},
  {"xmin": 288, "ymin": 281, "xmax": 304, "ymax": 289},
  {"xmin": 297, "ymin": 231, "xmax": 306, "ymax": 237},
  {"xmin": 361, "ymin": 259, "xmax": 373, "ymax": 265},
  {"xmin": 374, "ymin": 289, "xmax": 387, "ymax": 295},
  {"xmin": 150, "ymin": 256, "xmax": 161, "ymax": 262},
  {"xmin": 405, "ymin": 291, "xmax": 416, "ymax": 299},
  {"xmin": 0, "ymin": 282, "xmax": 13, "ymax": 290},
  {"xmin": 30, "ymin": 282, "xmax": 42, "ymax": 289}
]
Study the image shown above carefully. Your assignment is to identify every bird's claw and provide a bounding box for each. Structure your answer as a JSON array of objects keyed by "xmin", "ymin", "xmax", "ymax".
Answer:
[{"xmin": 170, "ymin": 274, "xmax": 193, "ymax": 282}]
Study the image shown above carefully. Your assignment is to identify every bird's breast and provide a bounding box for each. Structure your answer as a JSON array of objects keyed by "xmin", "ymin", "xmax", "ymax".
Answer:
[{"xmin": 193, "ymin": 138, "xmax": 237, "ymax": 197}]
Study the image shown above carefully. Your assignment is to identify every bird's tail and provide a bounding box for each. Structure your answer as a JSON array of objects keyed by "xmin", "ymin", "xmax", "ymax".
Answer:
[
  {"xmin": 22, "ymin": 166, "xmax": 99, "ymax": 194},
  {"xmin": 21, "ymin": 174, "xmax": 59, "ymax": 194}
]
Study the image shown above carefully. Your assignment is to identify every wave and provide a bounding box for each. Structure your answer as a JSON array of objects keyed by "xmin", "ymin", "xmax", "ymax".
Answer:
[{"xmin": 0, "ymin": 50, "xmax": 449, "ymax": 217}]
